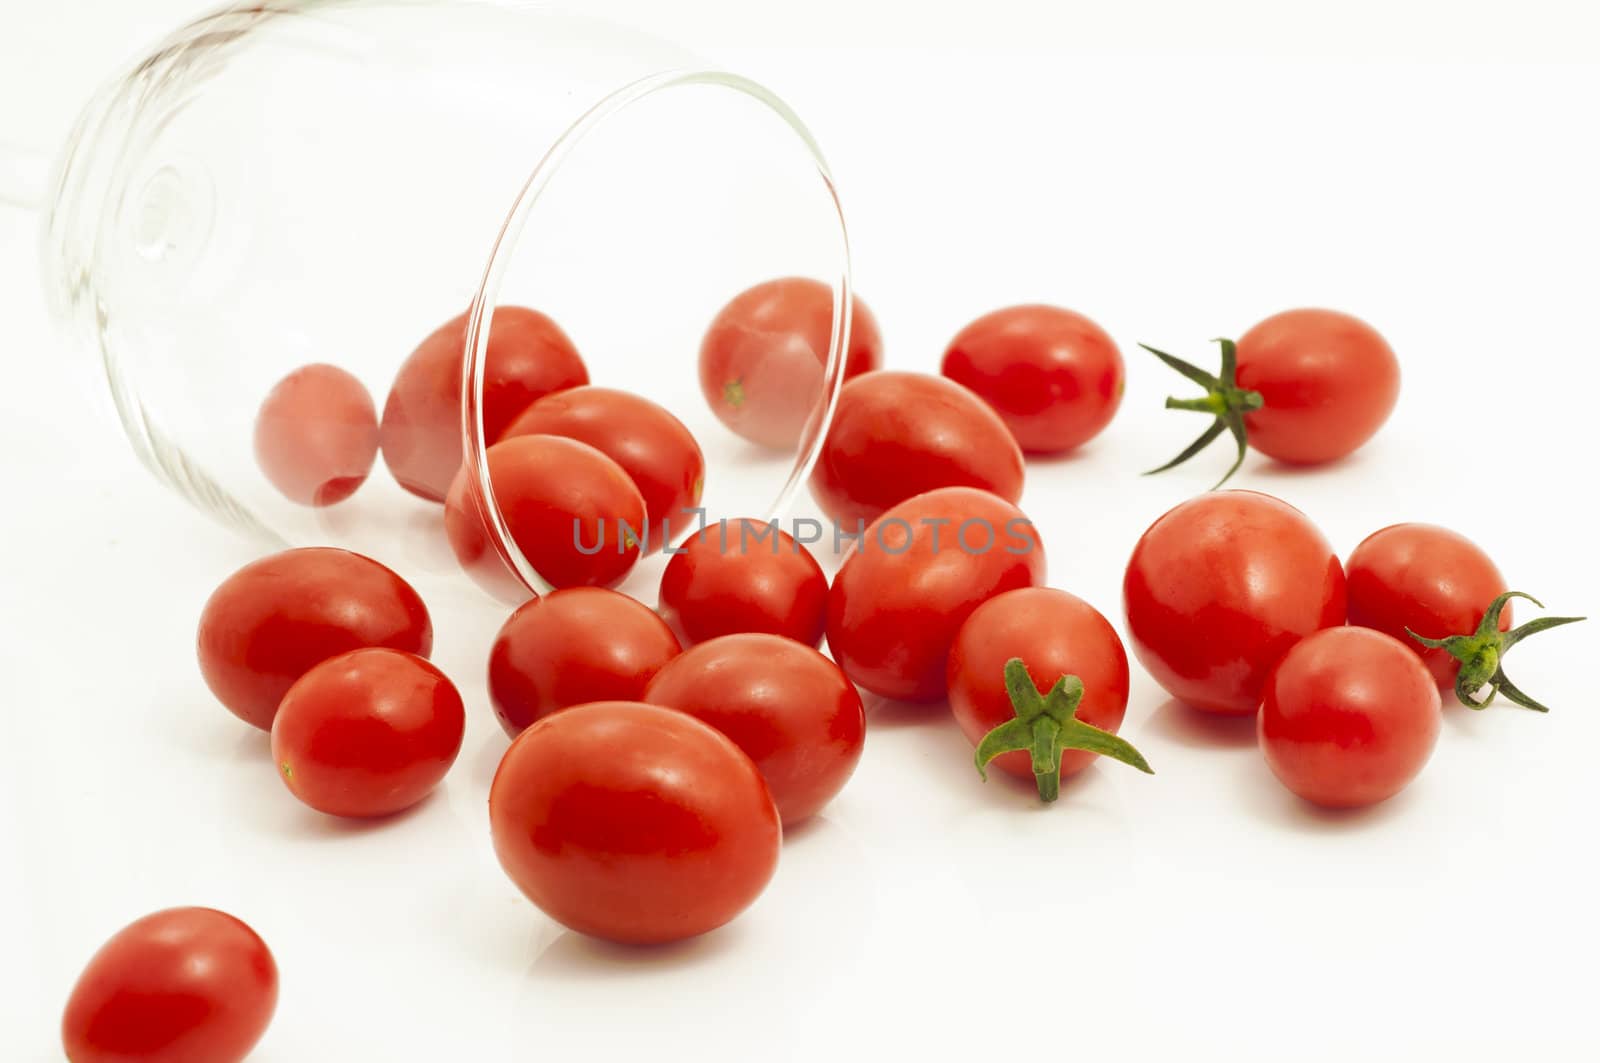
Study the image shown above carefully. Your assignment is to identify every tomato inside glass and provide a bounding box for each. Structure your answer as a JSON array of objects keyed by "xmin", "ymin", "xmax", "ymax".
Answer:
[{"xmin": 253, "ymin": 363, "xmax": 379, "ymax": 506}]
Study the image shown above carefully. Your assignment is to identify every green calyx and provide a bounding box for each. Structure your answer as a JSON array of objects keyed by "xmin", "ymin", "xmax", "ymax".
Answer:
[
  {"xmin": 974, "ymin": 658, "xmax": 1154, "ymax": 803},
  {"xmin": 1407, "ymin": 591, "xmax": 1586, "ymax": 713},
  {"xmin": 1141, "ymin": 338, "xmax": 1264, "ymax": 489},
  {"xmin": 722, "ymin": 378, "xmax": 746, "ymax": 409}
]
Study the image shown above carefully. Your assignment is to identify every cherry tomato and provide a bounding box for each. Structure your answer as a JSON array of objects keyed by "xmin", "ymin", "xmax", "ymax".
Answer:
[
  {"xmin": 810, "ymin": 371, "xmax": 1026, "ymax": 529},
  {"xmin": 502, "ymin": 386, "xmax": 704, "ymax": 554},
  {"xmin": 1123, "ymin": 490, "xmax": 1345, "ymax": 716},
  {"xmin": 948, "ymin": 588, "xmax": 1140, "ymax": 800},
  {"xmin": 253, "ymin": 363, "xmax": 378, "ymax": 506},
  {"xmin": 1145, "ymin": 308, "xmax": 1400, "ymax": 484},
  {"xmin": 489, "ymin": 701, "xmax": 781, "ymax": 944},
  {"xmin": 443, "ymin": 433, "xmax": 645, "ymax": 597},
  {"xmin": 488, "ymin": 587, "xmax": 682, "ymax": 737},
  {"xmin": 828, "ymin": 487, "xmax": 1046, "ymax": 702},
  {"xmin": 643, "ymin": 633, "xmax": 864, "ymax": 824},
  {"xmin": 197, "ymin": 547, "xmax": 433, "ymax": 731},
  {"xmin": 699, "ymin": 277, "xmax": 882, "ymax": 450},
  {"xmin": 1346, "ymin": 523, "xmax": 1510, "ymax": 688},
  {"xmin": 1259, "ymin": 626, "xmax": 1441, "ymax": 808},
  {"xmin": 62, "ymin": 907, "xmax": 277, "ymax": 1063},
  {"xmin": 939, "ymin": 305, "xmax": 1124, "ymax": 455},
  {"xmin": 270, "ymin": 648, "xmax": 464, "ymax": 817},
  {"xmin": 381, "ymin": 306, "xmax": 588, "ymax": 502},
  {"xmin": 658, "ymin": 517, "xmax": 828, "ymax": 647}
]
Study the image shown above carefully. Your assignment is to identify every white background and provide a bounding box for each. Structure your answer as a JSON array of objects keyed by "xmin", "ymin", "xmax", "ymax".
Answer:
[{"xmin": 3, "ymin": 1, "xmax": 1599, "ymax": 1060}]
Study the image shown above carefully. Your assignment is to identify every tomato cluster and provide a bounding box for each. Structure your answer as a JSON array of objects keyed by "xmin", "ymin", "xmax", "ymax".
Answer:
[{"xmin": 67, "ymin": 284, "xmax": 1583, "ymax": 1059}]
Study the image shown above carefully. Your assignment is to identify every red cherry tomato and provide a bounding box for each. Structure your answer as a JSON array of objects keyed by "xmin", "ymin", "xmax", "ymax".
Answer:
[
  {"xmin": 196, "ymin": 547, "xmax": 433, "ymax": 731},
  {"xmin": 489, "ymin": 701, "xmax": 781, "ymax": 944},
  {"xmin": 699, "ymin": 277, "xmax": 882, "ymax": 450},
  {"xmin": 502, "ymin": 386, "xmax": 704, "ymax": 554},
  {"xmin": 940, "ymin": 305, "xmax": 1124, "ymax": 455},
  {"xmin": 658, "ymin": 517, "xmax": 828, "ymax": 647},
  {"xmin": 1346, "ymin": 523, "xmax": 1510, "ymax": 688},
  {"xmin": 948, "ymin": 588, "xmax": 1134, "ymax": 796},
  {"xmin": 62, "ymin": 907, "xmax": 278, "ymax": 1063},
  {"xmin": 270, "ymin": 648, "xmax": 465, "ymax": 817},
  {"xmin": 443, "ymin": 434, "xmax": 645, "ymax": 597},
  {"xmin": 488, "ymin": 587, "xmax": 682, "ymax": 737},
  {"xmin": 1145, "ymin": 308, "xmax": 1400, "ymax": 484},
  {"xmin": 253, "ymin": 363, "xmax": 378, "ymax": 506},
  {"xmin": 827, "ymin": 487, "xmax": 1046, "ymax": 702},
  {"xmin": 1123, "ymin": 490, "xmax": 1345, "ymax": 716},
  {"xmin": 810, "ymin": 371, "xmax": 1026, "ymax": 529},
  {"xmin": 643, "ymin": 633, "xmax": 864, "ymax": 824},
  {"xmin": 1259, "ymin": 626, "xmax": 1441, "ymax": 808},
  {"xmin": 381, "ymin": 306, "xmax": 588, "ymax": 502}
]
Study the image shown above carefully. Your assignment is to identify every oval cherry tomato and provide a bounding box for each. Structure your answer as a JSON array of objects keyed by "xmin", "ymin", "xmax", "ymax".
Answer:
[
  {"xmin": 699, "ymin": 277, "xmax": 882, "ymax": 450},
  {"xmin": 443, "ymin": 434, "xmax": 645, "ymax": 597},
  {"xmin": 1145, "ymin": 308, "xmax": 1400, "ymax": 484},
  {"xmin": 253, "ymin": 363, "xmax": 378, "ymax": 506},
  {"xmin": 810, "ymin": 371, "xmax": 1026, "ymax": 529},
  {"xmin": 940, "ymin": 305, "xmax": 1124, "ymax": 455},
  {"xmin": 489, "ymin": 701, "xmax": 781, "ymax": 944},
  {"xmin": 1259, "ymin": 626, "xmax": 1441, "ymax": 808},
  {"xmin": 488, "ymin": 587, "xmax": 682, "ymax": 737},
  {"xmin": 1346, "ymin": 523, "xmax": 1510, "ymax": 688},
  {"xmin": 62, "ymin": 907, "xmax": 278, "ymax": 1063},
  {"xmin": 1123, "ymin": 490, "xmax": 1345, "ymax": 716},
  {"xmin": 197, "ymin": 547, "xmax": 433, "ymax": 731},
  {"xmin": 381, "ymin": 306, "xmax": 588, "ymax": 502},
  {"xmin": 658, "ymin": 517, "xmax": 828, "ymax": 647},
  {"xmin": 270, "ymin": 648, "xmax": 465, "ymax": 817},
  {"xmin": 828, "ymin": 487, "xmax": 1046, "ymax": 702},
  {"xmin": 948, "ymin": 587, "xmax": 1136, "ymax": 798},
  {"xmin": 502, "ymin": 386, "xmax": 704, "ymax": 554},
  {"xmin": 643, "ymin": 633, "xmax": 864, "ymax": 824}
]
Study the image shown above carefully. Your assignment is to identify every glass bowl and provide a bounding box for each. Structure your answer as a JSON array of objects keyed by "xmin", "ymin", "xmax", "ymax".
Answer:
[{"xmin": 43, "ymin": 0, "xmax": 853, "ymax": 601}]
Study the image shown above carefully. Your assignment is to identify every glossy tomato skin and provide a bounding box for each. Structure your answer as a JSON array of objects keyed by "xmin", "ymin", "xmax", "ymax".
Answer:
[
  {"xmin": 381, "ymin": 306, "xmax": 588, "ymax": 502},
  {"xmin": 62, "ymin": 907, "xmax": 278, "ymax": 1063},
  {"xmin": 196, "ymin": 548, "xmax": 433, "ymax": 731},
  {"xmin": 940, "ymin": 305, "xmax": 1124, "ymax": 455},
  {"xmin": 1259, "ymin": 626, "xmax": 1441, "ymax": 808},
  {"xmin": 270, "ymin": 648, "xmax": 465, "ymax": 817},
  {"xmin": 253, "ymin": 363, "xmax": 379, "ymax": 506},
  {"xmin": 658, "ymin": 518, "xmax": 828, "ymax": 647},
  {"xmin": 1123, "ymin": 490, "xmax": 1345, "ymax": 716},
  {"xmin": 643, "ymin": 633, "xmax": 864, "ymax": 824},
  {"xmin": 488, "ymin": 587, "xmax": 682, "ymax": 737},
  {"xmin": 810, "ymin": 371, "xmax": 1026, "ymax": 528},
  {"xmin": 502, "ymin": 387, "xmax": 704, "ymax": 554},
  {"xmin": 828, "ymin": 487, "xmax": 1047, "ymax": 702},
  {"xmin": 1345, "ymin": 523, "xmax": 1511, "ymax": 688},
  {"xmin": 948, "ymin": 588, "xmax": 1130, "ymax": 781},
  {"xmin": 443, "ymin": 434, "xmax": 646, "ymax": 598},
  {"xmin": 1235, "ymin": 308, "xmax": 1400, "ymax": 465},
  {"xmin": 489, "ymin": 701, "xmax": 781, "ymax": 944},
  {"xmin": 699, "ymin": 277, "xmax": 882, "ymax": 450}
]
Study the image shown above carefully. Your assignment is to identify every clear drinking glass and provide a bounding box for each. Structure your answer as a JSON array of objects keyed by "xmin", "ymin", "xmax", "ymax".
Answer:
[{"xmin": 40, "ymin": 0, "xmax": 853, "ymax": 599}]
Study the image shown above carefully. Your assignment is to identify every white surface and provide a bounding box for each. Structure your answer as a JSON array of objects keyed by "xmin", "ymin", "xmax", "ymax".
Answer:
[{"xmin": 4, "ymin": 2, "xmax": 1599, "ymax": 1060}]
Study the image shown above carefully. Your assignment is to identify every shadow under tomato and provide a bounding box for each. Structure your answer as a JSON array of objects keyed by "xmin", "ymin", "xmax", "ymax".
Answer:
[
  {"xmin": 526, "ymin": 920, "xmax": 748, "ymax": 982},
  {"xmin": 1143, "ymin": 697, "xmax": 1259, "ymax": 750},
  {"xmin": 863, "ymin": 692, "xmax": 946, "ymax": 729},
  {"xmin": 1021, "ymin": 443, "xmax": 1100, "ymax": 469},
  {"xmin": 259, "ymin": 783, "xmax": 447, "ymax": 840},
  {"xmin": 1238, "ymin": 758, "xmax": 1421, "ymax": 833}
]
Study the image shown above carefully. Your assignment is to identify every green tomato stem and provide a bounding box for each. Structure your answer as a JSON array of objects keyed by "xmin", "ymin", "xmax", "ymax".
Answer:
[
  {"xmin": 1141, "ymin": 339, "xmax": 1264, "ymax": 488},
  {"xmin": 1407, "ymin": 590, "xmax": 1585, "ymax": 713}
]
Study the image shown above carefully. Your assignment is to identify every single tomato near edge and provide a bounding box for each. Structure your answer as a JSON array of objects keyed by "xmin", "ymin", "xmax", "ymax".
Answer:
[
  {"xmin": 809, "ymin": 371, "xmax": 1026, "ymax": 529},
  {"xmin": 1123, "ymin": 490, "xmax": 1345, "ymax": 715},
  {"xmin": 699, "ymin": 277, "xmax": 882, "ymax": 450},
  {"xmin": 489, "ymin": 701, "xmax": 781, "ymax": 944},
  {"xmin": 488, "ymin": 587, "xmax": 682, "ymax": 737},
  {"xmin": 827, "ymin": 486, "xmax": 1046, "ymax": 702},
  {"xmin": 1259, "ymin": 626, "xmax": 1441, "ymax": 808},
  {"xmin": 940, "ymin": 304, "xmax": 1124, "ymax": 454},
  {"xmin": 643, "ymin": 633, "xmax": 864, "ymax": 825},
  {"xmin": 62, "ymin": 907, "xmax": 278, "ymax": 1063}
]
